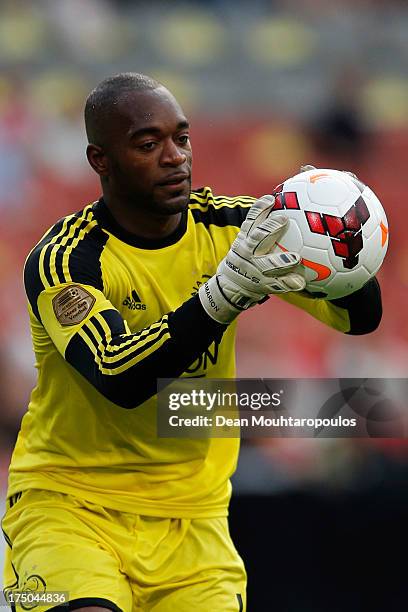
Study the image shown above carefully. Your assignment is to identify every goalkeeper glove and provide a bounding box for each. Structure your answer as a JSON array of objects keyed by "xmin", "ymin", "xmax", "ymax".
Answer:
[{"xmin": 198, "ymin": 195, "xmax": 305, "ymax": 324}]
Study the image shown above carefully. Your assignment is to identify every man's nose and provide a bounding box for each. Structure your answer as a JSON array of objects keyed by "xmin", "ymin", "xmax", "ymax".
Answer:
[{"xmin": 160, "ymin": 139, "xmax": 187, "ymax": 166}]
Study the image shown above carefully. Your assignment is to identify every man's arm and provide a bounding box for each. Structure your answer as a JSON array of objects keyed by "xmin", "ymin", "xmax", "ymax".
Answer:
[
  {"xmin": 278, "ymin": 277, "xmax": 382, "ymax": 335},
  {"xmin": 34, "ymin": 284, "xmax": 226, "ymax": 409}
]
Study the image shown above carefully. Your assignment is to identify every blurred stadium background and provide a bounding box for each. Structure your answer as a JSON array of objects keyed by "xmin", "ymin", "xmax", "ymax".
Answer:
[{"xmin": 0, "ymin": 0, "xmax": 407, "ymax": 609}]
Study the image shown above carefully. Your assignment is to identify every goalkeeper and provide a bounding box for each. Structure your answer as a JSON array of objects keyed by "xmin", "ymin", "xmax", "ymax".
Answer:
[{"xmin": 2, "ymin": 73, "xmax": 382, "ymax": 612}]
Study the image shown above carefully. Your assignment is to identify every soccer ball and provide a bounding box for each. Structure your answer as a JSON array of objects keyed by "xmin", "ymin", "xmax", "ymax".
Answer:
[{"xmin": 270, "ymin": 168, "xmax": 389, "ymax": 299}]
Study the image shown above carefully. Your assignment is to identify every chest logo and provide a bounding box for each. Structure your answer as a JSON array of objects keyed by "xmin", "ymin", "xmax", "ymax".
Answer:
[{"xmin": 123, "ymin": 289, "xmax": 147, "ymax": 311}]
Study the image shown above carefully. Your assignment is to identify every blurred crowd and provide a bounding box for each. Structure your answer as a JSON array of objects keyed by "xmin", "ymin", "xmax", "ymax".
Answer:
[{"xmin": 0, "ymin": 0, "xmax": 407, "ymax": 492}]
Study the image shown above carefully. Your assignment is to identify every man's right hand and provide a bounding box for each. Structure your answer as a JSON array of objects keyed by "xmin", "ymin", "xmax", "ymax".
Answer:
[{"xmin": 198, "ymin": 195, "xmax": 305, "ymax": 324}]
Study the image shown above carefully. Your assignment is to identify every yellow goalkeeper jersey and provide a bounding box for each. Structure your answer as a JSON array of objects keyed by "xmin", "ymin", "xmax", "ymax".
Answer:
[{"xmin": 7, "ymin": 187, "xmax": 352, "ymax": 518}]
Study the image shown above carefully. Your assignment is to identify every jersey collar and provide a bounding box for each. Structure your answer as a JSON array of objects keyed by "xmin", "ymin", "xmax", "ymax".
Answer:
[{"xmin": 92, "ymin": 198, "xmax": 188, "ymax": 250}]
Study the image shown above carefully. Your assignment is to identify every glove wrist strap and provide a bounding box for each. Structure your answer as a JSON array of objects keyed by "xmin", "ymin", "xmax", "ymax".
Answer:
[{"xmin": 198, "ymin": 276, "xmax": 242, "ymax": 324}]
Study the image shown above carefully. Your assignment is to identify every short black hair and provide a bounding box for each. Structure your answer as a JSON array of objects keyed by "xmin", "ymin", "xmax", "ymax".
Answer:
[{"xmin": 84, "ymin": 72, "xmax": 161, "ymax": 145}]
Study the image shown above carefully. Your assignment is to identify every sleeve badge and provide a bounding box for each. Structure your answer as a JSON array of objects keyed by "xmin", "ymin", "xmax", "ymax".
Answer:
[{"xmin": 52, "ymin": 285, "xmax": 96, "ymax": 326}]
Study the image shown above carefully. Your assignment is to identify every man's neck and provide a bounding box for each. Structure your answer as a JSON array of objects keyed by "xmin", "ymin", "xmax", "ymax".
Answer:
[{"xmin": 102, "ymin": 194, "xmax": 182, "ymax": 240}]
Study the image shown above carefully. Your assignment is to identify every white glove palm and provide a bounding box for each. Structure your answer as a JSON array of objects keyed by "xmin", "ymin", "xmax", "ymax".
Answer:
[{"xmin": 199, "ymin": 195, "xmax": 305, "ymax": 323}]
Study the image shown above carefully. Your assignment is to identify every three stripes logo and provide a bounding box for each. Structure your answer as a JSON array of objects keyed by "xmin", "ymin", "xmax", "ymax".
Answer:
[
  {"xmin": 272, "ymin": 189, "xmax": 371, "ymax": 270},
  {"xmin": 123, "ymin": 289, "xmax": 147, "ymax": 311}
]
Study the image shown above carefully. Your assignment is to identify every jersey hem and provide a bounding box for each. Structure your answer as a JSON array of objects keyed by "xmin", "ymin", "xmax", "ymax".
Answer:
[{"xmin": 6, "ymin": 478, "xmax": 229, "ymax": 519}]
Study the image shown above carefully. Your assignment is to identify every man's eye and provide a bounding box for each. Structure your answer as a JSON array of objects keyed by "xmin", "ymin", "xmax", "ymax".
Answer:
[
  {"xmin": 140, "ymin": 142, "xmax": 157, "ymax": 151},
  {"xmin": 178, "ymin": 134, "xmax": 190, "ymax": 144}
]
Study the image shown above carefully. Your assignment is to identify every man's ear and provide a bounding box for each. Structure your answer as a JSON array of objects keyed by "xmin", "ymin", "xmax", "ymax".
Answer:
[{"xmin": 86, "ymin": 143, "xmax": 109, "ymax": 176}]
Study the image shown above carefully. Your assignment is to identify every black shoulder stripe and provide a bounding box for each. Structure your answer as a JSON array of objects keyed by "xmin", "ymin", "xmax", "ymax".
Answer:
[
  {"xmin": 191, "ymin": 186, "xmax": 211, "ymax": 198},
  {"xmin": 42, "ymin": 250, "xmax": 54, "ymax": 288},
  {"xmin": 54, "ymin": 215, "xmax": 95, "ymax": 284},
  {"xmin": 190, "ymin": 188, "xmax": 255, "ymax": 205},
  {"xmin": 189, "ymin": 188, "xmax": 254, "ymax": 228},
  {"xmin": 215, "ymin": 195, "xmax": 255, "ymax": 203},
  {"xmin": 190, "ymin": 205, "xmax": 249, "ymax": 229},
  {"xmin": 43, "ymin": 215, "xmax": 85, "ymax": 286},
  {"xmin": 24, "ymin": 215, "xmax": 79, "ymax": 321},
  {"xmin": 67, "ymin": 224, "xmax": 108, "ymax": 289},
  {"xmin": 24, "ymin": 208, "xmax": 108, "ymax": 322}
]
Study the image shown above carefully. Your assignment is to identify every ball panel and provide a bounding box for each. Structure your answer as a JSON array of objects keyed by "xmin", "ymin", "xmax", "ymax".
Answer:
[
  {"xmin": 299, "ymin": 245, "xmax": 334, "ymax": 286},
  {"xmin": 361, "ymin": 190, "xmax": 382, "ymax": 238},
  {"xmin": 307, "ymin": 176, "xmax": 350, "ymax": 208},
  {"xmin": 273, "ymin": 217, "xmax": 304, "ymax": 251},
  {"xmin": 323, "ymin": 267, "xmax": 371, "ymax": 299},
  {"xmin": 361, "ymin": 225, "xmax": 388, "ymax": 273}
]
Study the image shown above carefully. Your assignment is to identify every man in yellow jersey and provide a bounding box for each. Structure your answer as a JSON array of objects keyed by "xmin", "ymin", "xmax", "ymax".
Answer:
[{"xmin": 2, "ymin": 73, "xmax": 382, "ymax": 612}]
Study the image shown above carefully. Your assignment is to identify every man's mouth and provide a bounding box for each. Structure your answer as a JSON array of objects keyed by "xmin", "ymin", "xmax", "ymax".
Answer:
[{"xmin": 158, "ymin": 174, "xmax": 190, "ymax": 187}]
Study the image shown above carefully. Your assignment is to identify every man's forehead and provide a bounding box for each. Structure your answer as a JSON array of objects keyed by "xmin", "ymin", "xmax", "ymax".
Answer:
[{"xmin": 115, "ymin": 87, "xmax": 186, "ymax": 126}]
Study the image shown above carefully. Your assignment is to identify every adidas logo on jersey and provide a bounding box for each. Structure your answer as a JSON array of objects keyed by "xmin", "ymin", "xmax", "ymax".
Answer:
[{"xmin": 123, "ymin": 289, "xmax": 147, "ymax": 311}]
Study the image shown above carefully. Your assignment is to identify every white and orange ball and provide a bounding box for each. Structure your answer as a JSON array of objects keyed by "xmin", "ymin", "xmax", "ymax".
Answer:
[{"xmin": 270, "ymin": 168, "xmax": 389, "ymax": 299}]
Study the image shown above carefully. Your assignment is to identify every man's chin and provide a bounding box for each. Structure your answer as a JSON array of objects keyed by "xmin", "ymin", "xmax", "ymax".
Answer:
[{"xmin": 156, "ymin": 188, "xmax": 191, "ymax": 214}]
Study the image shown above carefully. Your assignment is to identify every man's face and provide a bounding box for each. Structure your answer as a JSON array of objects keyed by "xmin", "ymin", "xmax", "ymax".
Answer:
[{"xmin": 103, "ymin": 87, "xmax": 192, "ymax": 214}]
